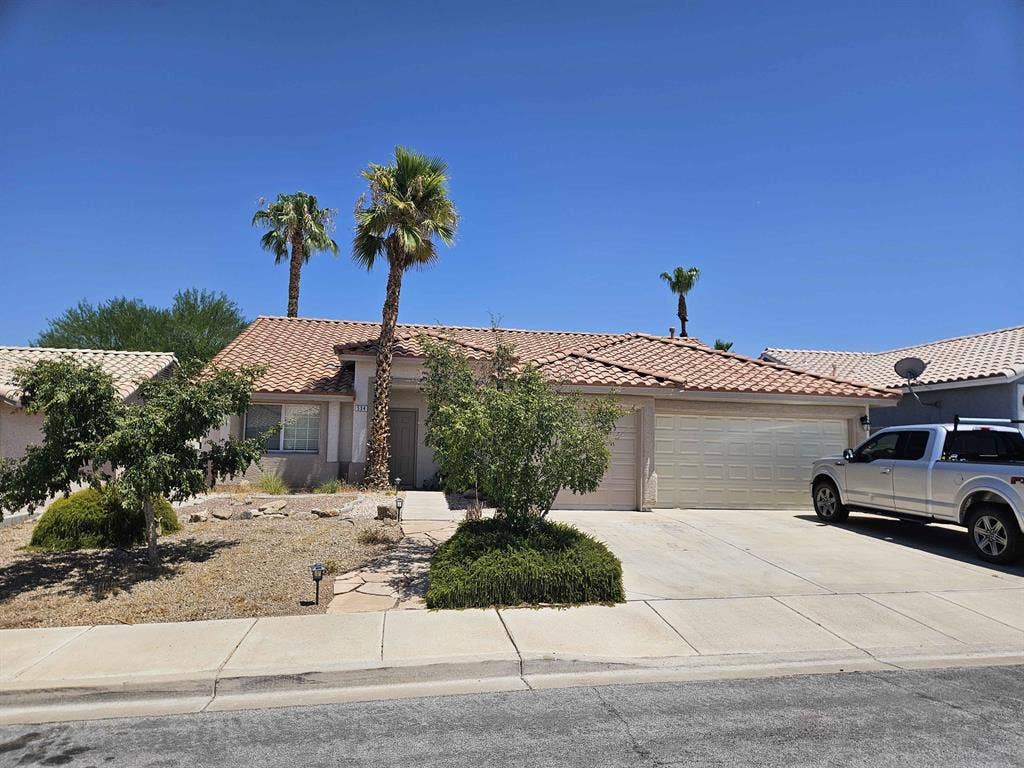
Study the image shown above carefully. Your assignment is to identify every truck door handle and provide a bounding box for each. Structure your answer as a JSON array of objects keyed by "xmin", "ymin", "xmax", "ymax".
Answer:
[{"xmin": 880, "ymin": 468, "xmax": 891, "ymax": 474}]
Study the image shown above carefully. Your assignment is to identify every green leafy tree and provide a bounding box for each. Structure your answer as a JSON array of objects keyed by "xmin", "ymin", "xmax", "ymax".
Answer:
[
  {"xmin": 713, "ymin": 339, "xmax": 733, "ymax": 351},
  {"xmin": 0, "ymin": 359, "xmax": 265, "ymax": 567},
  {"xmin": 253, "ymin": 192, "xmax": 339, "ymax": 317},
  {"xmin": 36, "ymin": 289, "xmax": 247, "ymax": 365},
  {"xmin": 660, "ymin": 266, "xmax": 700, "ymax": 337},
  {"xmin": 353, "ymin": 147, "xmax": 459, "ymax": 489},
  {"xmin": 421, "ymin": 335, "xmax": 621, "ymax": 532}
]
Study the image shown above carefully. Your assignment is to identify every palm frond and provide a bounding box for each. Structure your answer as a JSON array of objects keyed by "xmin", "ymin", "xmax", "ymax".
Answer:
[{"xmin": 352, "ymin": 146, "xmax": 458, "ymax": 272}]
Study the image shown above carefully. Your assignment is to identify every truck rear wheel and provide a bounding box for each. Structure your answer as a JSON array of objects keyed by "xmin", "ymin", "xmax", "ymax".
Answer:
[
  {"xmin": 967, "ymin": 505, "xmax": 1021, "ymax": 564},
  {"xmin": 813, "ymin": 479, "xmax": 849, "ymax": 523}
]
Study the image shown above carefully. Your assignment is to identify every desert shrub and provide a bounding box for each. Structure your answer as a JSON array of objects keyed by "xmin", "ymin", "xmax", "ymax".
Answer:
[
  {"xmin": 421, "ymin": 335, "xmax": 621, "ymax": 531},
  {"xmin": 30, "ymin": 487, "xmax": 180, "ymax": 551},
  {"xmin": 254, "ymin": 472, "xmax": 288, "ymax": 495},
  {"xmin": 313, "ymin": 479, "xmax": 343, "ymax": 494},
  {"xmin": 426, "ymin": 518, "xmax": 624, "ymax": 609},
  {"xmin": 357, "ymin": 525, "xmax": 399, "ymax": 546}
]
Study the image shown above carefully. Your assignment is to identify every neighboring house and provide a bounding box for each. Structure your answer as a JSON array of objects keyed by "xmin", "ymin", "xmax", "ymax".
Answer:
[
  {"xmin": 210, "ymin": 316, "xmax": 893, "ymax": 510},
  {"xmin": 0, "ymin": 347, "xmax": 177, "ymax": 462},
  {"xmin": 762, "ymin": 325, "xmax": 1024, "ymax": 431}
]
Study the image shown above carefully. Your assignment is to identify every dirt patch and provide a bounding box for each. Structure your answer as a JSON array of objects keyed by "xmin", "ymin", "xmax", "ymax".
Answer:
[{"xmin": 0, "ymin": 511, "xmax": 403, "ymax": 629}]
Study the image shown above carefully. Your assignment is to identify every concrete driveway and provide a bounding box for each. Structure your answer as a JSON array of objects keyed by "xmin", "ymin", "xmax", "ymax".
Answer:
[
  {"xmin": 552, "ymin": 508, "xmax": 1024, "ymax": 600},
  {"xmin": 548, "ymin": 508, "xmax": 1024, "ymax": 656}
]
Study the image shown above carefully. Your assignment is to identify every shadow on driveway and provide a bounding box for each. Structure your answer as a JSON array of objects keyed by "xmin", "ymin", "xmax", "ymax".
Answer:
[{"xmin": 794, "ymin": 513, "xmax": 1024, "ymax": 577}]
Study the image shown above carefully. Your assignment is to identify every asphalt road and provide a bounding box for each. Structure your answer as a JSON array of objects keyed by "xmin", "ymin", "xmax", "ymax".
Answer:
[{"xmin": 3, "ymin": 665, "xmax": 1024, "ymax": 767}]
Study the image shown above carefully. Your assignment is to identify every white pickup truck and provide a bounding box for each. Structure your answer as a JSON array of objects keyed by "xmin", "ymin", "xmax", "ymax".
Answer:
[{"xmin": 811, "ymin": 418, "xmax": 1024, "ymax": 564}]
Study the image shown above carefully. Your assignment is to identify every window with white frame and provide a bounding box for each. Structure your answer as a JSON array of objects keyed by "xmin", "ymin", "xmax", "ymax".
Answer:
[{"xmin": 244, "ymin": 404, "xmax": 321, "ymax": 453}]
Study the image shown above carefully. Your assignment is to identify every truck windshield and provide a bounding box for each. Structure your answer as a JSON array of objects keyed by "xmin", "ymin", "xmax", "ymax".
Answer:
[{"xmin": 941, "ymin": 430, "xmax": 1024, "ymax": 465}]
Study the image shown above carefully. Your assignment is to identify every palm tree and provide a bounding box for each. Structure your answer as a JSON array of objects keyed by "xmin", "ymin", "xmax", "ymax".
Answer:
[
  {"xmin": 253, "ymin": 192, "xmax": 338, "ymax": 317},
  {"xmin": 713, "ymin": 339, "xmax": 733, "ymax": 351},
  {"xmin": 353, "ymin": 147, "xmax": 458, "ymax": 489},
  {"xmin": 660, "ymin": 266, "xmax": 700, "ymax": 337}
]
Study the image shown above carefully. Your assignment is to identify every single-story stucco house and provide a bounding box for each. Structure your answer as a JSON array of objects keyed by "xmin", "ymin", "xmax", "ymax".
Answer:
[
  {"xmin": 210, "ymin": 316, "xmax": 895, "ymax": 510},
  {"xmin": 762, "ymin": 325, "xmax": 1024, "ymax": 432},
  {"xmin": 0, "ymin": 346, "xmax": 178, "ymax": 462}
]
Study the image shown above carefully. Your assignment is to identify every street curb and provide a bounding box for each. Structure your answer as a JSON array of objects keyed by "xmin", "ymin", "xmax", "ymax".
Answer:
[{"xmin": 3, "ymin": 647, "xmax": 1022, "ymax": 725}]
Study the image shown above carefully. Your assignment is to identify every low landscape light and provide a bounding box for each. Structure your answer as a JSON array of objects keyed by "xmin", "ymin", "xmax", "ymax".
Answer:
[
  {"xmin": 309, "ymin": 562, "xmax": 327, "ymax": 605},
  {"xmin": 395, "ymin": 495, "xmax": 404, "ymax": 523}
]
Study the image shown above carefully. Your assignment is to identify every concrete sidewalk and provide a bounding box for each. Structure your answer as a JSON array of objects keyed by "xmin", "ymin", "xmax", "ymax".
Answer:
[{"xmin": 4, "ymin": 586, "xmax": 1023, "ymax": 725}]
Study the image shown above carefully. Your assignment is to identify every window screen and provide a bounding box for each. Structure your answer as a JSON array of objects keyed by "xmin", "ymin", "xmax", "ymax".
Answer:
[
  {"xmin": 281, "ymin": 405, "xmax": 320, "ymax": 452},
  {"xmin": 244, "ymin": 404, "xmax": 282, "ymax": 452}
]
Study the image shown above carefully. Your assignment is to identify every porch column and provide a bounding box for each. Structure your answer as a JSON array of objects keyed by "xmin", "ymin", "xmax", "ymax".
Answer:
[
  {"xmin": 348, "ymin": 362, "xmax": 372, "ymax": 481},
  {"xmin": 326, "ymin": 400, "xmax": 341, "ymax": 462}
]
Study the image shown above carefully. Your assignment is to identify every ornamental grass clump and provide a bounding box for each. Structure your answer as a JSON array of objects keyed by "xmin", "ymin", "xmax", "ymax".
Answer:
[{"xmin": 255, "ymin": 472, "xmax": 289, "ymax": 495}]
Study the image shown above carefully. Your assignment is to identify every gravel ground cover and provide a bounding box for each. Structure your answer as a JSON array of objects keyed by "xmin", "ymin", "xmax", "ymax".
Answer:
[{"xmin": 0, "ymin": 493, "xmax": 402, "ymax": 628}]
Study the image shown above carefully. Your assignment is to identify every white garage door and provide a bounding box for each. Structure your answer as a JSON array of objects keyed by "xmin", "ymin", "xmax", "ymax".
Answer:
[
  {"xmin": 655, "ymin": 414, "xmax": 848, "ymax": 509},
  {"xmin": 554, "ymin": 412, "xmax": 638, "ymax": 510}
]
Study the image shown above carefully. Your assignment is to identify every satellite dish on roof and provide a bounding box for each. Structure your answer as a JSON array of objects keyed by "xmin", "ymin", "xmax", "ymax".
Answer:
[
  {"xmin": 894, "ymin": 356, "xmax": 927, "ymax": 382},
  {"xmin": 893, "ymin": 356, "xmax": 941, "ymax": 409}
]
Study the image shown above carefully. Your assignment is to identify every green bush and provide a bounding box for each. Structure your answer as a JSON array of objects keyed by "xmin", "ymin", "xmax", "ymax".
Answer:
[
  {"xmin": 254, "ymin": 472, "xmax": 288, "ymax": 495},
  {"xmin": 29, "ymin": 487, "xmax": 180, "ymax": 551},
  {"xmin": 425, "ymin": 518, "xmax": 625, "ymax": 609}
]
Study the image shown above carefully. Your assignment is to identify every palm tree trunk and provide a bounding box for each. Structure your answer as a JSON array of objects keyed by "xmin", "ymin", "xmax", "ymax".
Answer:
[
  {"xmin": 365, "ymin": 256, "xmax": 404, "ymax": 489},
  {"xmin": 143, "ymin": 496, "xmax": 159, "ymax": 569},
  {"xmin": 287, "ymin": 234, "xmax": 303, "ymax": 317},
  {"xmin": 678, "ymin": 294, "xmax": 688, "ymax": 337}
]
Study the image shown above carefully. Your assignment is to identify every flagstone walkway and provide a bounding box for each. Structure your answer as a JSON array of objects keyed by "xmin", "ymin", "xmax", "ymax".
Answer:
[{"xmin": 327, "ymin": 492, "xmax": 459, "ymax": 613}]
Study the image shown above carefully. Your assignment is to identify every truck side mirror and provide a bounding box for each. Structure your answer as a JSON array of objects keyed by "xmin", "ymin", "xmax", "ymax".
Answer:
[{"xmin": 843, "ymin": 449, "xmax": 855, "ymax": 461}]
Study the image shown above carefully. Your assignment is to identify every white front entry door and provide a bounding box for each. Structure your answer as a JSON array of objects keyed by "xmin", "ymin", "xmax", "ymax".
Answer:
[{"xmin": 655, "ymin": 413, "xmax": 849, "ymax": 509}]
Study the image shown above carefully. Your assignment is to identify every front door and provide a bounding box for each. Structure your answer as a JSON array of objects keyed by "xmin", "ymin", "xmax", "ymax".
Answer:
[{"xmin": 388, "ymin": 409, "xmax": 417, "ymax": 488}]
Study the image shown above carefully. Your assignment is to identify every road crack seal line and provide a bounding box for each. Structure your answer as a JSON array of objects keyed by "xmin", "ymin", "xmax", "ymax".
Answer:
[{"xmin": 591, "ymin": 685, "xmax": 663, "ymax": 766}]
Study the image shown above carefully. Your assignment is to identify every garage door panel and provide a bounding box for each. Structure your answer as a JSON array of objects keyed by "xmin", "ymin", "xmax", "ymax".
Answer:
[
  {"xmin": 554, "ymin": 412, "xmax": 638, "ymax": 510},
  {"xmin": 655, "ymin": 412, "xmax": 848, "ymax": 510}
]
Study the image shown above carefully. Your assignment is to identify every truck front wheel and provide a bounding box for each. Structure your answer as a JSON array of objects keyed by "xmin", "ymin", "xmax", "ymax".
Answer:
[
  {"xmin": 967, "ymin": 505, "xmax": 1021, "ymax": 564},
  {"xmin": 813, "ymin": 479, "xmax": 849, "ymax": 523}
]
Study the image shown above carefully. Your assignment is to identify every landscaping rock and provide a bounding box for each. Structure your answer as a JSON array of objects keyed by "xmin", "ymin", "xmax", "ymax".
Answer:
[
  {"xmin": 249, "ymin": 509, "xmax": 263, "ymax": 517},
  {"xmin": 211, "ymin": 510, "xmax": 232, "ymax": 520},
  {"xmin": 311, "ymin": 508, "xmax": 339, "ymax": 518},
  {"xmin": 376, "ymin": 504, "xmax": 398, "ymax": 521},
  {"xmin": 264, "ymin": 512, "xmax": 286, "ymax": 519},
  {"xmin": 267, "ymin": 500, "xmax": 287, "ymax": 512},
  {"xmin": 230, "ymin": 509, "xmax": 253, "ymax": 520},
  {"xmin": 188, "ymin": 512, "xmax": 208, "ymax": 523},
  {"xmin": 291, "ymin": 510, "xmax": 314, "ymax": 521}
]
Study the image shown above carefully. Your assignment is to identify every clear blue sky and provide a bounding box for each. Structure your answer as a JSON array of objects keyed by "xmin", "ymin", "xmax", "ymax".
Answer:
[{"xmin": 1, "ymin": 1, "xmax": 1021, "ymax": 357}]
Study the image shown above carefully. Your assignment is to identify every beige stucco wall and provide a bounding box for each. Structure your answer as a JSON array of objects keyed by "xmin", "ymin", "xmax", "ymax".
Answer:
[
  {"xmin": 0, "ymin": 406, "xmax": 44, "ymax": 461},
  {"xmin": 228, "ymin": 398, "xmax": 348, "ymax": 489}
]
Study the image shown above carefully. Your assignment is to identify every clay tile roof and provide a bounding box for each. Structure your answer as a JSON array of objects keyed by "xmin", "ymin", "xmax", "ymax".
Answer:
[
  {"xmin": 762, "ymin": 325, "xmax": 1024, "ymax": 389},
  {"xmin": 0, "ymin": 347, "xmax": 177, "ymax": 405},
  {"xmin": 209, "ymin": 316, "xmax": 894, "ymax": 400}
]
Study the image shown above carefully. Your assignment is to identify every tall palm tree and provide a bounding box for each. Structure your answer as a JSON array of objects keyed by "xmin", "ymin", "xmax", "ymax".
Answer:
[
  {"xmin": 713, "ymin": 339, "xmax": 733, "ymax": 351},
  {"xmin": 253, "ymin": 192, "xmax": 338, "ymax": 317},
  {"xmin": 660, "ymin": 266, "xmax": 700, "ymax": 337},
  {"xmin": 353, "ymin": 147, "xmax": 458, "ymax": 489}
]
